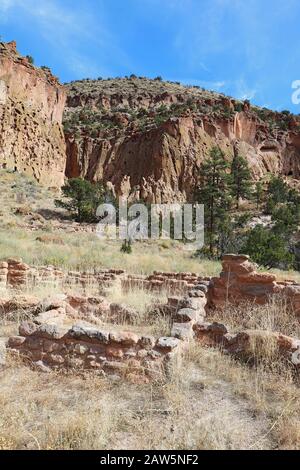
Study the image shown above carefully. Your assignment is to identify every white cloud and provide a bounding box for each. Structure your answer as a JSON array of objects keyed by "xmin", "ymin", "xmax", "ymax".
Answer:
[
  {"xmin": 234, "ymin": 79, "xmax": 257, "ymax": 101},
  {"xmin": 179, "ymin": 78, "xmax": 226, "ymax": 90},
  {"xmin": 0, "ymin": 0, "xmax": 131, "ymax": 77}
]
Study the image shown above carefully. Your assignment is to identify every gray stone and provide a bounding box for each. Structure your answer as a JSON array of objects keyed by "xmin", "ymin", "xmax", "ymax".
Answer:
[
  {"xmin": 69, "ymin": 325, "xmax": 109, "ymax": 344},
  {"xmin": 188, "ymin": 289, "xmax": 206, "ymax": 298},
  {"xmin": 19, "ymin": 321, "xmax": 38, "ymax": 337},
  {"xmin": 147, "ymin": 350, "xmax": 162, "ymax": 359},
  {"xmin": 291, "ymin": 348, "xmax": 300, "ymax": 366},
  {"xmin": 138, "ymin": 335, "xmax": 155, "ymax": 349},
  {"xmin": 37, "ymin": 324, "xmax": 68, "ymax": 340},
  {"xmin": 175, "ymin": 308, "xmax": 199, "ymax": 323},
  {"xmin": 156, "ymin": 337, "xmax": 181, "ymax": 351},
  {"xmin": 109, "ymin": 331, "xmax": 139, "ymax": 346},
  {"xmin": 33, "ymin": 361, "xmax": 52, "ymax": 373},
  {"xmin": 124, "ymin": 351, "xmax": 137, "ymax": 358},
  {"xmin": 171, "ymin": 322, "xmax": 194, "ymax": 340},
  {"xmin": 74, "ymin": 343, "xmax": 89, "ymax": 355},
  {"xmin": 194, "ymin": 284, "xmax": 209, "ymax": 293},
  {"xmin": 179, "ymin": 297, "xmax": 206, "ymax": 310}
]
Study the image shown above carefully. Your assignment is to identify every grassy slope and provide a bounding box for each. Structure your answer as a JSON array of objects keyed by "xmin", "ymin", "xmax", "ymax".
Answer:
[{"xmin": 0, "ymin": 171, "xmax": 300, "ymax": 450}]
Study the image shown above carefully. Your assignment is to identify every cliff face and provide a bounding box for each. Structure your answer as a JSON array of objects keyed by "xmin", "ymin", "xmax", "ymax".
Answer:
[
  {"xmin": 2, "ymin": 42, "xmax": 300, "ymax": 200},
  {"xmin": 64, "ymin": 77, "xmax": 300, "ymax": 202},
  {"xmin": 0, "ymin": 41, "xmax": 66, "ymax": 188}
]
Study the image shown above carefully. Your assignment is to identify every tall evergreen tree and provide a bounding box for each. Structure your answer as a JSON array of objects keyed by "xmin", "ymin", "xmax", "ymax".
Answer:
[
  {"xmin": 253, "ymin": 181, "xmax": 264, "ymax": 209},
  {"xmin": 196, "ymin": 146, "xmax": 231, "ymax": 257},
  {"xmin": 229, "ymin": 154, "xmax": 252, "ymax": 208},
  {"xmin": 265, "ymin": 176, "xmax": 289, "ymax": 213}
]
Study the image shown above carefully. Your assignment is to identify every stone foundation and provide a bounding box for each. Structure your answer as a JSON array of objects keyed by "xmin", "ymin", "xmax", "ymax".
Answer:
[
  {"xmin": 121, "ymin": 272, "xmax": 210, "ymax": 294},
  {"xmin": 8, "ymin": 321, "xmax": 183, "ymax": 381},
  {"xmin": 207, "ymin": 254, "xmax": 300, "ymax": 314},
  {"xmin": 3, "ymin": 254, "xmax": 300, "ymax": 379}
]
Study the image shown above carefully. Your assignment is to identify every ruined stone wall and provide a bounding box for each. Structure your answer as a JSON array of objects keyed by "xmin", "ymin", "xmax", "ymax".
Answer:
[
  {"xmin": 207, "ymin": 254, "xmax": 300, "ymax": 315},
  {"xmin": 6, "ymin": 269, "xmax": 300, "ymax": 377},
  {"xmin": 2, "ymin": 254, "xmax": 300, "ymax": 313},
  {"xmin": 0, "ymin": 257, "xmax": 205, "ymax": 296},
  {"xmin": 121, "ymin": 272, "xmax": 210, "ymax": 294},
  {"xmin": 0, "ymin": 258, "xmax": 125, "ymax": 291},
  {"xmin": 8, "ymin": 322, "xmax": 183, "ymax": 381}
]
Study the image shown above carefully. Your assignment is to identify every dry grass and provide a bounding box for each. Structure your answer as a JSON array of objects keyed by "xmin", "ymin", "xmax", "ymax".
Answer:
[
  {"xmin": 103, "ymin": 283, "xmax": 171, "ymax": 337},
  {"xmin": 0, "ymin": 170, "xmax": 221, "ymax": 275},
  {"xmin": 105, "ymin": 282, "xmax": 168, "ymax": 313},
  {"xmin": 1, "ymin": 340, "xmax": 299, "ymax": 450},
  {"xmin": 0, "ymin": 228, "xmax": 221, "ymax": 275},
  {"xmin": 208, "ymin": 294, "xmax": 300, "ymax": 339},
  {"xmin": 184, "ymin": 344, "xmax": 300, "ymax": 450}
]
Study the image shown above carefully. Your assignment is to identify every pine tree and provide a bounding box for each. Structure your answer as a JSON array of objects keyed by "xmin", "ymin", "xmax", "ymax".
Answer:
[
  {"xmin": 229, "ymin": 154, "xmax": 252, "ymax": 208},
  {"xmin": 265, "ymin": 176, "xmax": 289, "ymax": 213},
  {"xmin": 196, "ymin": 146, "xmax": 231, "ymax": 257},
  {"xmin": 55, "ymin": 178, "xmax": 112, "ymax": 223},
  {"xmin": 254, "ymin": 181, "xmax": 264, "ymax": 209}
]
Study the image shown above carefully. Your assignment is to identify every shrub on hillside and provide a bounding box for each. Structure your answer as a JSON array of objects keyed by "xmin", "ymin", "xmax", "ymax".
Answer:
[
  {"xmin": 241, "ymin": 225, "xmax": 294, "ymax": 270},
  {"xmin": 55, "ymin": 178, "xmax": 114, "ymax": 223}
]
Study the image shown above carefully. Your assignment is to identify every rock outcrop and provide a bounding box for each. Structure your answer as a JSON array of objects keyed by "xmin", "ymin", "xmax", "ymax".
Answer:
[
  {"xmin": 2, "ymin": 42, "xmax": 300, "ymax": 199},
  {"xmin": 0, "ymin": 41, "xmax": 66, "ymax": 188},
  {"xmin": 64, "ymin": 77, "xmax": 300, "ymax": 203},
  {"xmin": 208, "ymin": 254, "xmax": 279, "ymax": 308}
]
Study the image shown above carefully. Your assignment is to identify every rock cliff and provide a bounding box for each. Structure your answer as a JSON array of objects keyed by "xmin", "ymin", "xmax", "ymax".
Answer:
[
  {"xmin": 64, "ymin": 77, "xmax": 300, "ymax": 202},
  {"xmin": 2, "ymin": 41, "xmax": 300, "ymax": 199},
  {"xmin": 0, "ymin": 41, "xmax": 66, "ymax": 188}
]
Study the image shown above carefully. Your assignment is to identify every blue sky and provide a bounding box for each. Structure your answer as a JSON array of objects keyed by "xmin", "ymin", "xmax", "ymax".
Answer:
[{"xmin": 0, "ymin": 0, "xmax": 300, "ymax": 112}]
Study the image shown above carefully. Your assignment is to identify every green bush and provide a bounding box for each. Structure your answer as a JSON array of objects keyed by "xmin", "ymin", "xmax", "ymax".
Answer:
[
  {"xmin": 120, "ymin": 239, "xmax": 132, "ymax": 254},
  {"xmin": 55, "ymin": 178, "xmax": 113, "ymax": 223},
  {"xmin": 26, "ymin": 55, "xmax": 34, "ymax": 64},
  {"xmin": 241, "ymin": 225, "xmax": 294, "ymax": 269}
]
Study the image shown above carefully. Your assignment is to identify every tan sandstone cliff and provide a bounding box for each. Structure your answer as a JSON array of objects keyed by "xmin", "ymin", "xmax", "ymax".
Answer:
[{"xmin": 0, "ymin": 41, "xmax": 66, "ymax": 188}]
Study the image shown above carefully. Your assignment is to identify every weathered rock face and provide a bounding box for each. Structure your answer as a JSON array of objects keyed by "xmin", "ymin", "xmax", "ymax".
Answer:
[
  {"xmin": 0, "ymin": 41, "xmax": 66, "ymax": 188},
  {"xmin": 64, "ymin": 77, "xmax": 300, "ymax": 203}
]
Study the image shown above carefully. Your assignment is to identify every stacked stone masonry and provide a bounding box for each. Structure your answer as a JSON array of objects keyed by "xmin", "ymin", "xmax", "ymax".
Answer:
[
  {"xmin": 3, "ymin": 254, "xmax": 300, "ymax": 377},
  {"xmin": 208, "ymin": 254, "xmax": 300, "ymax": 315},
  {"xmin": 8, "ymin": 322, "xmax": 183, "ymax": 381}
]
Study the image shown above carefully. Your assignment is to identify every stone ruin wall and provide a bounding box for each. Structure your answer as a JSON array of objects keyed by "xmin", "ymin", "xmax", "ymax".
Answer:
[
  {"xmin": 208, "ymin": 254, "xmax": 300, "ymax": 315},
  {"xmin": 7, "ymin": 322, "xmax": 183, "ymax": 382},
  {"xmin": 3, "ymin": 254, "xmax": 300, "ymax": 378},
  {"xmin": 0, "ymin": 258, "xmax": 209, "ymax": 294}
]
